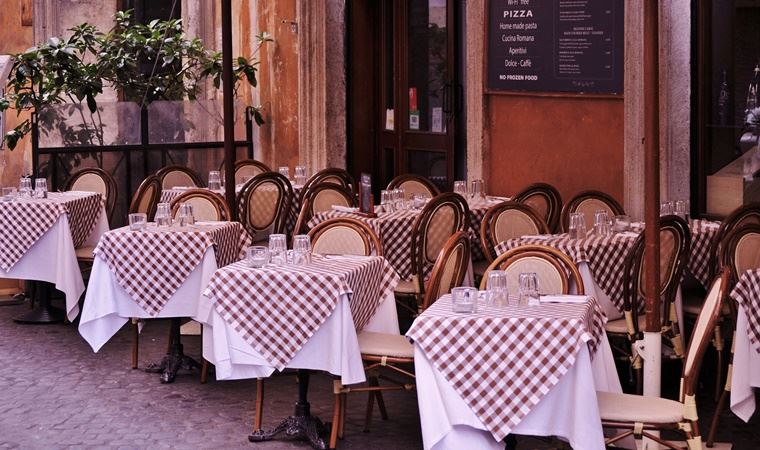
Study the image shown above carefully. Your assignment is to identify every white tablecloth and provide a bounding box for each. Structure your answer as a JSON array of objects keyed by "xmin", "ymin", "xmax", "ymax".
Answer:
[
  {"xmin": 0, "ymin": 206, "xmax": 108, "ymax": 321},
  {"xmin": 731, "ymin": 308, "xmax": 760, "ymax": 421},
  {"xmin": 415, "ymin": 336, "xmax": 621, "ymax": 450},
  {"xmin": 78, "ymin": 247, "xmax": 219, "ymax": 352},
  {"xmin": 197, "ymin": 291, "xmax": 399, "ymax": 385}
]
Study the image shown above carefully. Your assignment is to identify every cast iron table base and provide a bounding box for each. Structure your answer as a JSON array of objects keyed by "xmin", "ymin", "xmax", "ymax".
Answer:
[
  {"xmin": 13, "ymin": 281, "xmax": 65, "ymax": 324},
  {"xmin": 249, "ymin": 370, "xmax": 330, "ymax": 450},
  {"xmin": 144, "ymin": 318, "xmax": 201, "ymax": 383}
]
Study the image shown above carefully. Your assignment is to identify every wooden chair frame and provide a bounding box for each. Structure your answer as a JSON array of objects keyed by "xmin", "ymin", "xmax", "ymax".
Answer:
[
  {"xmin": 708, "ymin": 202, "xmax": 760, "ymax": 280},
  {"xmin": 301, "ymin": 168, "xmax": 356, "ymax": 197},
  {"xmin": 156, "ymin": 165, "xmax": 204, "ymax": 189},
  {"xmin": 479, "ymin": 201, "xmax": 550, "ymax": 262},
  {"xmin": 386, "ymin": 174, "xmax": 440, "ymax": 198},
  {"xmin": 169, "ymin": 189, "xmax": 231, "ymax": 221},
  {"xmin": 64, "ymin": 167, "xmax": 118, "ymax": 224},
  {"xmin": 308, "ymin": 217, "xmax": 383, "ymax": 257},
  {"xmin": 560, "ymin": 190, "xmax": 625, "ymax": 232},
  {"xmin": 293, "ymin": 183, "xmax": 357, "ymax": 236},
  {"xmin": 237, "ymin": 172, "xmax": 293, "ymax": 239},
  {"xmin": 513, "ymin": 182, "xmax": 563, "ymax": 233},
  {"xmin": 219, "ymin": 159, "xmax": 271, "ymax": 185}
]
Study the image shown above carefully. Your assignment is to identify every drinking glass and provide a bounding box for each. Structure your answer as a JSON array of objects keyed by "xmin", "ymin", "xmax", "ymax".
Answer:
[
  {"xmin": 451, "ymin": 287, "xmax": 479, "ymax": 313},
  {"xmin": 246, "ymin": 246, "xmax": 270, "ymax": 268},
  {"xmin": 675, "ymin": 200, "xmax": 689, "ymax": 221},
  {"xmin": 568, "ymin": 212, "xmax": 587, "ymax": 239},
  {"xmin": 660, "ymin": 201, "xmax": 674, "ymax": 216},
  {"xmin": 518, "ymin": 272, "xmax": 540, "ymax": 306},
  {"xmin": 593, "ymin": 210, "xmax": 610, "ymax": 236},
  {"xmin": 413, "ymin": 193, "xmax": 428, "ymax": 209},
  {"xmin": 155, "ymin": 203, "xmax": 172, "ymax": 227},
  {"xmin": 380, "ymin": 190, "xmax": 394, "ymax": 212},
  {"xmin": 393, "ymin": 188, "xmax": 406, "ymax": 210},
  {"xmin": 33, "ymin": 178, "xmax": 48, "ymax": 199},
  {"xmin": 19, "ymin": 177, "xmax": 32, "ymax": 197},
  {"xmin": 294, "ymin": 165, "xmax": 308, "ymax": 186},
  {"xmin": 613, "ymin": 215, "xmax": 631, "ymax": 233},
  {"xmin": 269, "ymin": 233, "xmax": 288, "ymax": 265},
  {"xmin": 129, "ymin": 213, "xmax": 148, "ymax": 231},
  {"xmin": 453, "ymin": 180, "xmax": 467, "ymax": 196},
  {"xmin": 278, "ymin": 166, "xmax": 290, "ymax": 180},
  {"xmin": 2, "ymin": 187, "xmax": 17, "ymax": 202},
  {"xmin": 293, "ymin": 234, "xmax": 312, "ymax": 265},
  {"xmin": 470, "ymin": 179, "xmax": 485, "ymax": 199},
  {"xmin": 208, "ymin": 171, "xmax": 221, "ymax": 191},
  {"xmin": 177, "ymin": 203, "xmax": 195, "ymax": 226},
  {"xmin": 486, "ymin": 270, "xmax": 509, "ymax": 308}
]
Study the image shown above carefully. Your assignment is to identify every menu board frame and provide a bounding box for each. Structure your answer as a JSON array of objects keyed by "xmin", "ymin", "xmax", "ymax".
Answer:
[{"xmin": 483, "ymin": 0, "xmax": 624, "ymax": 97}]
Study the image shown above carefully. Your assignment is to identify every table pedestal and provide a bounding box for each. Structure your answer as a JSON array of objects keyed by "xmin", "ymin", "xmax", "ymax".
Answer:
[
  {"xmin": 249, "ymin": 370, "xmax": 330, "ymax": 450},
  {"xmin": 145, "ymin": 318, "xmax": 201, "ymax": 383},
  {"xmin": 13, "ymin": 281, "xmax": 65, "ymax": 324}
]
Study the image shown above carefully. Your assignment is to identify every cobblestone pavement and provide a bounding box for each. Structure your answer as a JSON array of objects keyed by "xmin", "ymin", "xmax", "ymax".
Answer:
[{"xmin": 0, "ymin": 298, "xmax": 758, "ymax": 449}]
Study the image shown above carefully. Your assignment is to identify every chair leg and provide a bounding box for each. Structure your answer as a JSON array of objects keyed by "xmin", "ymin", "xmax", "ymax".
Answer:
[
  {"xmin": 200, "ymin": 360, "xmax": 209, "ymax": 384},
  {"xmin": 634, "ymin": 365, "xmax": 643, "ymax": 395},
  {"xmin": 329, "ymin": 392, "xmax": 341, "ymax": 449},
  {"xmin": 338, "ymin": 393, "xmax": 347, "ymax": 439},
  {"xmin": 375, "ymin": 391, "xmax": 389, "ymax": 420},
  {"xmin": 131, "ymin": 319, "xmax": 139, "ymax": 369},
  {"xmin": 713, "ymin": 325, "xmax": 724, "ymax": 402},
  {"xmin": 363, "ymin": 389, "xmax": 375, "ymax": 433},
  {"xmin": 253, "ymin": 378, "xmax": 265, "ymax": 432}
]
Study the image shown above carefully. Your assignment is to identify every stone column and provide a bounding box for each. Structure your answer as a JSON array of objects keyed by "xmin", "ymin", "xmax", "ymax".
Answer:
[{"xmin": 465, "ymin": 0, "xmax": 488, "ymax": 184}]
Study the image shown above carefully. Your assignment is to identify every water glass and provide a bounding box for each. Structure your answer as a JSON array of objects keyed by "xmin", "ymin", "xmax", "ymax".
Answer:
[
  {"xmin": 451, "ymin": 287, "xmax": 479, "ymax": 314},
  {"xmin": 155, "ymin": 203, "xmax": 172, "ymax": 227},
  {"xmin": 413, "ymin": 193, "xmax": 428, "ymax": 209},
  {"xmin": 453, "ymin": 180, "xmax": 467, "ymax": 196},
  {"xmin": 675, "ymin": 200, "xmax": 689, "ymax": 221},
  {"xmin": 269, "ymin": 233, "xmax": 288, "ymax": 265},
  {"xmin": 2, "ymin": 187, "xmax": 17, "ymax": 202},
  {"xmin": 128, "ymin": 213, "xmax": 148, "ymax": 231},
  {"xmin": 208, "ymin": 171, "xmax": 221, "ymax": 191},
  {"xmin": 393, "ymin": 188, "xmax": 406, "ymax": 210},
  {"xmin": 470, "ymin": 179, "xmax": 485, "ymax": 199},
  {"xmin": 613, "ymin": 215, "xmax": 631, "ymax": 233},
  {"xmin": 660, "ymin": 201, "xmax": 674, "ymax": 216},
  {"xmin": 593, "ymin": 210, "xmax": 610, "ymax": 236},
  {"xmin": 568, "ymin": 212, "xmax": 587, "ymax": 239},
  {"xmin": 246, "ymin": 246, "xmax": 270, "ymax": 268},
  {"xmin": 518, "ymin": 272, "xmax": 540, "ymax": 306},
  {"xmin": 33, "ymin": 178, "xmax": 48, "ymax": 199},
  {"xmin": 19, "ymin": 177, "xmax": 32, "ymax": 197},
  {"xmin": 294, "ymin": 165, "xmax": 308, "ymax": 186},
  {"xmin": 177, "ymin": 203, "xmax": 195, "ymax": 226},
  {"xmin": 293, "ymin": 234, "xmax": 312, "ymax": 265},
  {"xmin": 380, "ymin": 190, "xmax": 394, "ymax": 212},
  {"xmin": 278, "ymin": 166, "xmax": 290, "ymax": 180},
  {"xmin": 486, "ymin": 270, "xmax": 510, "ymax": 308}
]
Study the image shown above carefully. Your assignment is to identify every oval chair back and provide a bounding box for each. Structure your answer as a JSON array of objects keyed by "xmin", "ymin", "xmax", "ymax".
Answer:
[
  {"xmin": 301, "ymin": 168, "xmax": 356, "ymax": 197},
  {"xmin": 128, "ymin": 175, "xmax": 162, "ymax": 221},
  {"xmin": 480, "ymin": 201, "xmax": 550, "ymax": 261},
  {"xmin": 421, "ymin": 232, "xmax": 471, "ymax": 311},
  {"xmin": 387, "ymin": 174, "xmax": 440, "ymax": 199},
  {"xmin": 720, "ymin": 224, "xmax": 760, "ymax": 284},
  {"xmin": 513, "ymin": 183, "xmax": 562, "ymax": 233},
  {"xmin": 169, "ymin": 189, "xmax": 231, "ymax": 222},
  {"xmin": 308, "ymin": 217, "xmax": 383, "ymax": 257},
  {"xmin": 710, "ymin": 202, "xmax": 760, "ymax": 280},
  {"xmin": 219, "ymin": 159, "xmax": 271, "ymax": 186},
  {"xmin": 65, "ymin": 168, "xmax": 118, "ymax": 223},
  {"xmin": 294, "ymin": 183, "xmax": 357, "ymax": 235},
  {"xmin": 410, "ymin": 193, "xmax": 470, "ymax": 296},
  {"xmin": 479, "ymin": 244, "xmax": 583, "ymax": 296},
  {"xmin": 156, "ymin": 165, "xmax": 204, "ymax": 189},
  {"xmin": 238, "ymin": 172, "xmax": 292, "ymax": 241},
  {"xmin": 561, "ymin": 190, "xmax": 625, "ymax": 232}
]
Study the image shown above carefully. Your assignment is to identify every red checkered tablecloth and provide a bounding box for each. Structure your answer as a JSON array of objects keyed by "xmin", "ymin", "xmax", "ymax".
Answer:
[
  {"xmin": 406, "ymin": 294, "xmax": 606, "ymax": 441},
  {"xmin": 203, "ymin": 255, "xmax": 399, "ymax": 370},
  {"xmin": 688, "ymin": 219, "xmax": 721, "ymax": 288},
  {"xmin": 0, "ymin": 192, "xmax": 104, "ymax": 271},
  {"xmin": 732, "ymin": 269, "xmax": 760, "ymax": 354},
  {"xmin": 306, "ymin": 198, "xmax": 494, "ymax": 280},
  {"xmin": 93, "ymin": 222, "xmax": 250, "ymax": 316},
  {"xmin": 496, "ymin": 233, "xmax": 638, "ymax": 313}
]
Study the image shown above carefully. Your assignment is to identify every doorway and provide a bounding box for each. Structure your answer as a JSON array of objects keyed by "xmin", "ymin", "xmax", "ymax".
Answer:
[{"xmin": 347, "ymin": 0, "xmax": 462, "ymax": 193}]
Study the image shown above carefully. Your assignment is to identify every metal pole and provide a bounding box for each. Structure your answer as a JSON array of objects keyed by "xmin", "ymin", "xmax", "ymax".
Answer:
[
  {"xmin": 642, "ymin": 0, "xmax": 662, "ymax": 399},
  {"xmin": 222, "ymin": 0, "xmax": 237, "ymax": 220}
]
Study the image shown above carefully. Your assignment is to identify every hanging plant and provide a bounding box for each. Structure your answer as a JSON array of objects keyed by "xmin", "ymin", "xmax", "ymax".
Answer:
[{"xmin": 0, "ymin": 10, "xmax": 272, "ymax": 150}]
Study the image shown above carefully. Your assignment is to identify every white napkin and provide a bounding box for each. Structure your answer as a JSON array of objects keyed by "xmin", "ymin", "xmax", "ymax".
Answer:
[
  {"xmin": 540, "ymin": 295, "xmax": 590, "ymax": 304},
  {"xmin": 618, "ymin": 231, "xmax": 640, "ymax": 238},
  {"xmin": 331, "ymin": 205, "xmax": 359, "ymax": 213},
  {"xmin": 521, "ymin": 234, "xmax": 553, "ymax": 240}
]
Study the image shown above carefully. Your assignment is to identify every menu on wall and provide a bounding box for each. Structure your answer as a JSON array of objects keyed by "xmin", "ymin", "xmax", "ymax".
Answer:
[{"xmin": 487, "ymin": 0, "xmax": 624, "ymax": 94}]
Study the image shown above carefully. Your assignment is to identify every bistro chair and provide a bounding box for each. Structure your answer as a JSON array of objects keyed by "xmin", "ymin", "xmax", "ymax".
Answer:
[
  {"xmin": 394, "ymin": 192, "xmax": 470, "ymax": 312},
  {"xmin": 706, "ymin": 225, "xmax": 760, "ymax": 445},
  {"xmin": 301, "ymin": 168, "xmax": 356, "ymax": 197},
  {"xmin": 237, "ymin": 172, "xmax": 292, "ymax": 243},
  {"xmin": 169, "ymin": 189, "xmax": 231, "ymax": 221},
  {"xmin": 479, "ymin": 244, "xmax": 584, "ymax": 295},
  {"xmin": 598, "ymin": 269, "xmax": 729, "ymax": 450},
  {"xmin": 220, "ymin": 159, "xmax": 271, "ymax": 185},
  {"xmin": 386, "ymin": 174, "xmax": 440, "ymax": 199},
  {"xmin": 605, "ymin": 215, "xmax": 691, "ymax": 393},
  {"xmin": 560, "ymin": 190, "xmax": 625, "ymax": 232},
  {"xmin": 156, "ymin": 165, "xmax": 204, "ymax": 189},
  {"xmin": 128, "ymin": 175, "xmax": 162, "ymax": 222},
  {"xmin": 308, "ymin": 217, "xmax": 383, "ymax": 256},
  {"xmin": 512, "ymin": 182, "xmax": 563, "ymax": 233},
  {"xmin": 293, "ymin": 183, "xmax": 357, "ymax": 235},
  {"xmin": 706, "ymin": 202, "xmax": 760, "ymax": 282},
  {"xmin": 64, "ymin": 167, "xmax": 118, "ymax": 225},
  {"xmin": 325, "ymin": 232, "xmax": 471, "ymax": 448}
]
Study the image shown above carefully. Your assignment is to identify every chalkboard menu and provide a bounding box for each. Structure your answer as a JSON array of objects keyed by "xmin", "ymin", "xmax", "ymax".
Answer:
[{"xmin": 487, "ymin": 0, "xmax": 624, "ymax": 95}]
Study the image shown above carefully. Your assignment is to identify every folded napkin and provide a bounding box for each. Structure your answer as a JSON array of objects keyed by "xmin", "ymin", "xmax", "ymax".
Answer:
[
  {"xmin": 331, "ymin": 205, "xmax": 359, "ymax": 213},
  {"xmin": 521, "ymin": 234, "xmax": 554, "ymax": 240},
  {"xmin": 486, "ymin": 195, "xmax": 511, "ymax": 203},
  {"xmin": 618, "ymin": 231, "xmax": 640, "ymax": 238},
  {"xmin": 540, "ymin": 295, "xmax": 590, "ymax": 304}
]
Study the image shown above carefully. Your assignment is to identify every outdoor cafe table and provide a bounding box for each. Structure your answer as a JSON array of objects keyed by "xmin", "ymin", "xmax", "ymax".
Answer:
[
  {"xmin": 305, "ymin": 197, "xmax": 504, "ymax": 280},
  {"xmin": 0, "ymin": 191, "xmax": 107, "ymax": 323},
  {"xmin": 495, "ymin": 219, "xmax": 720, "ymax": 320},
  {"xmin": 729, "ymin": 268, "xmax": 760, "ymax": 421},
  {"xmin": 78, "ymin": 221, "xmax": 249, "ymax": 381},
  {"xmin": 407, "ymin": 294, "xmax": 620, "ymax": 450}
]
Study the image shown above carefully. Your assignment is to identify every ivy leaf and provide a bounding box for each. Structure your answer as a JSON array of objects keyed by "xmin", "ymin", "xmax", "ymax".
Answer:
[{"xmin": 86, "ymin": 93, "xmax": 97, "ymax": 113}]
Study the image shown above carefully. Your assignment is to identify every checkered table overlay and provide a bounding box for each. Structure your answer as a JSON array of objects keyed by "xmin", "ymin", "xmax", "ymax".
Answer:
[
  {"xmin": 203, "ymin": 255, "xmax": 399, "ymax": 370},
  {"xmin": 406, "ymin": 294, "xmax": 606, "ymax": 441},
  {"xmin": 496, "ymin": 234, "xmax": 638, "ymax": 313},
  {"xmin": 688, "ymin": 219, "xmax": 720, "ymax": 288},
  {"xmin": 93, "ymin": 222, "xmax": 250, "ymax": 316},
  {"xmin": 732, "ymin": 269, "xmax": 760, "ymax": 354},
  {"xmin": 0, "ymin": 192, "xmax": 103, "ymax": 271},
  {"xmin": 306, "ymin": 198, "xmax": 494, "ymax": 280}
]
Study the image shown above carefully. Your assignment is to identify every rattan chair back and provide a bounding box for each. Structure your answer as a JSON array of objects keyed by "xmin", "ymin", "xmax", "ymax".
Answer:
[
  {"xmin": 156, "ymin": 165, "xmax": 204, "ymax": 189},
  {"xmin": 65, "ymin": 167, "xmax": 118, "ymax": 223},
  {"xmin": 169, "ymin": 189, "xmax": 231, "ymax": 221},
  {"xmin": 128, "ymin": 175, "xmax": 161, "ymax": 221},
  {"xmin": 238, "ymin": 172, "xmax": 292, "ymax": 239},
  {"xmin": 480, "ymin": 244, "xmax": 584, "ymax": 295},
  {"xmin": 308, "ymin": 217, "xmax": 383, "ymax": 257},
  {"xmin": 561, "ymin": 190, "xmax": 625, "ymax": 232},
  {"xmin": 387, "ymin": 174, "xmax": 440, "ymax": 199},
  {"xmin": 710, "ymin": 202, "xmax": 760, "ymax": 279},
  {"xmin": 301, "ymin": 168, "xmax": 356, "ymax": 196},
  {"xmin": 421, "ymin": 232, "xmax": 471, "ymax": 311},
  {"xmin": 293, "ymin": 183, "xmax": 357, "ymax": 235},
  {"xmin": 480, "ymin": 201, "xmax": 550, "ymax": 261},
  {"xmin": 513, "ymin": 183, "xmax": 562, "ymax": 233}
]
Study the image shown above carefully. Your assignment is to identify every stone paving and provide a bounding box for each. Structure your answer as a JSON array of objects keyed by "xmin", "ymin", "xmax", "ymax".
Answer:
[{"xmin": 0, "ymin": 297, "xmax": 758, "ymax": 449}]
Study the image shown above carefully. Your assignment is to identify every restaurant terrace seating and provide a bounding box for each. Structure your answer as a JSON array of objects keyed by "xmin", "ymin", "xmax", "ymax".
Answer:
[
  {"xmin": 387, "ymin": 174, "xmax": 440, "ymax": 199},
  {"xmin": 169, "ymin": 189, "xmax": 231, "ymax": 221},
  {"xmin": 65, "ymin": 168, "xmax": 118, "ymax": 225},
  {"xmin": 219, "ymin": 158, "xmax": 271, "ymax": 185},
  {"xmin": 308, "ymin": 217, "xmax": 383, "ymax": 256},
  {"xmin": 127, "ymin": 175, "xmax": 162, "ymax": 222},
  {"xmin": 237, "ymin": 171, "xmax": 292, "ymax": 243},
  {"xmin": 560, "ymin": 190, "xmax": 625, "ymax": 232},
  {"xmin": 156, "ymin": 165, "xmax": 204, "ymax": 189},
  {"xmin": 512, "ymin": 182, "xmax": 563, "ymax": 233},
  {"xmin": 301, "ymin": 167, "xmax": 356, "ymax": 197},
  {"xmin": 294, "ymin": 183, "xmax": 356, "ymax": 235}
]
